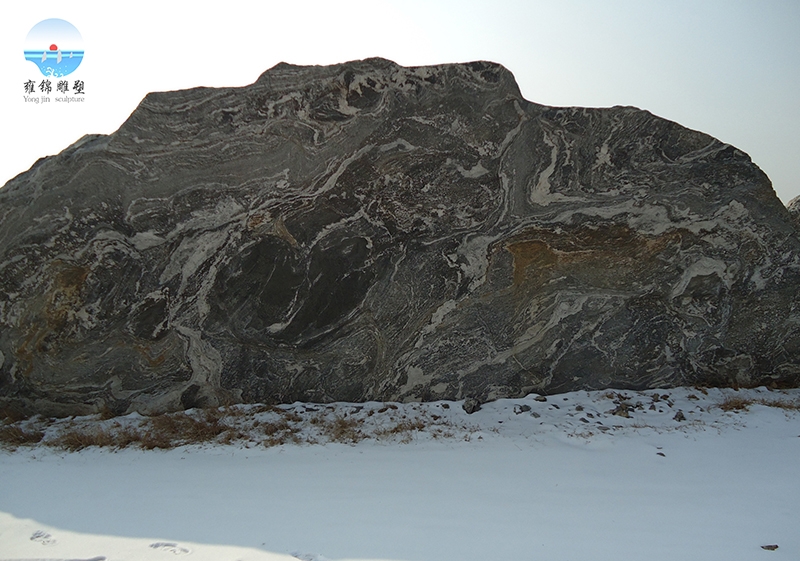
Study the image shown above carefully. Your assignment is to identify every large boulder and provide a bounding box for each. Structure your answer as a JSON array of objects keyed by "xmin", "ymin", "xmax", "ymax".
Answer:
[{"xmin": 1, "ymin": 58, "xmax": 799, "ymax": 417}]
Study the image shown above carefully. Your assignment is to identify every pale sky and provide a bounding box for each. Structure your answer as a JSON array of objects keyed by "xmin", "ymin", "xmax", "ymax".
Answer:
[{"xmin": 2, "ymin": 0, "xmax": 798, "ymax": 203}]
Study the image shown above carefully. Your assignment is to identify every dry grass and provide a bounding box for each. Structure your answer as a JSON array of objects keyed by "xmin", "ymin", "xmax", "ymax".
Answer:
[
  {"xmin": 141, "ymin": 408, "xmax": 255, "ymax": 449},
  {"xmin": 259, "ymin": 417, "xmax": 301, "ymax": 447},
  {"xmin": 375, "ymin": 418, "xmax": 427, "ymax": 443},
  {"xmin": 757, "ymin": 397, "xmax": 800, "ymax": 411},
  {"xmin": 22, "ymin": 408, "xmax": 245, "ymax": 451},
  {"xmin": 717, "ymin": 394, "xmax": 800, "ymax": 413},
  {"xmin": 383, "ymin": 418, "xmax": 426, "ymax": 434},
  {"xmin": 40, "ymin": 424, "xmax": 143, "ymax": 452},
  {"xmin": 377, "ymin": 418, "xmax": 425, "ymax": 435},
  {"xmin": 0, "ymin": 401, "xmax": 477, "ymax": 451},
  {"xmin": 322, "ymin": 415, "xmax": 365, "ymax": 444},
  {"xmin": 111, "ymin": 427, "xmax": 143, "ymax": 449},
  {"xmin": 52, "ymin": 427, "xmax": 117, "ymax": 452},
  {"xmin": 0, "ymin": 424, "xmax": 44, "ymax": 448},
  {"xmin": 718, "ymin": 395, "xmax": 753, "ymax": 412},
  {"xmin": 143, "ymin": 410, "xmax": 229, "ymax": 448}
]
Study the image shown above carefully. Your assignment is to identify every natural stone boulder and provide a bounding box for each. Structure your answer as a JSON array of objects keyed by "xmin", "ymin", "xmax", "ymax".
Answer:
[{"xmin": 1, "ymin": 58, "xmax": 799, "ymax": 417}]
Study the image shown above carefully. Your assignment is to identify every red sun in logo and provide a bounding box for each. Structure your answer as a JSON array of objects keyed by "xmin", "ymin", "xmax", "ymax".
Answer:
[{"xmin": 49, "ymin": 44, "xmax": 58, "ymax": 51}]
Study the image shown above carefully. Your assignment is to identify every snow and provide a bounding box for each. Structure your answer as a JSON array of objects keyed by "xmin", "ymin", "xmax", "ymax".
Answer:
[{"xmin": 1, "ymin": 386, "xmax": 799, "ymax": 561}]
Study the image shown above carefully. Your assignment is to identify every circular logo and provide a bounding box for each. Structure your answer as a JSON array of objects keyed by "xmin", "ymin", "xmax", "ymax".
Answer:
[{"xmin": 24, "ymin": 19, "xmax": 84, "ymax": 77}]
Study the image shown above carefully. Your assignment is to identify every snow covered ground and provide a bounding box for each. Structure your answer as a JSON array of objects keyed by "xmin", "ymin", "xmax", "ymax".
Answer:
[{"xmin": 1, "ymin": 386, "xmax": 799, "ymax": 561}]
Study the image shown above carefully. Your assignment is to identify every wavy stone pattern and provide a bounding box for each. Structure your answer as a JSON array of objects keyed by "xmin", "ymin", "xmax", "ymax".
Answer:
[{"xmin": 1, "ymin": 58, "xmax": 799, "ymax": 416}]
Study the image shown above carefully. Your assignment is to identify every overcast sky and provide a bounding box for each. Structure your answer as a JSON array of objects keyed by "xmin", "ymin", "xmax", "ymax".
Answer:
[{"xmin": 2, "ymin": 0, "xmax": 798, "ymax": 203}]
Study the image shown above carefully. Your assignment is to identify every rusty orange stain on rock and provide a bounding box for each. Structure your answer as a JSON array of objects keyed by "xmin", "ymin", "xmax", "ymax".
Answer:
[{"xmin": 505, "ymin": 239, "xmax": 558, "ymax": 286}]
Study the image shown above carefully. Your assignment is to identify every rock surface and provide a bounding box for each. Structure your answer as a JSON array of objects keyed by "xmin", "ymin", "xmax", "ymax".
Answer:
[{"xmin": 1, "ymin": 58, "xmax": 799, "ymax": 417}]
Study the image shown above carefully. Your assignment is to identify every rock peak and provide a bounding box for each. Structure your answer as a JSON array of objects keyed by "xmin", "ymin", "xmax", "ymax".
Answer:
[{"xmin": 255, "ymin": 58, "xmax": 520, "ymax": 92}]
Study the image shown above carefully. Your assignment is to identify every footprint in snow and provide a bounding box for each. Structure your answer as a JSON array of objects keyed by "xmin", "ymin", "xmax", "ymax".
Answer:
[
  {"xmin": 30, "ymin": 529, "xmax": 57, "ymax": 545},
  {"xmin": 149, "ymin": 541, "xmax": 192, "ymax": 555},
  {"xmin": 291, "ymin": 552, "xmax": 333, "ymax": 561}
]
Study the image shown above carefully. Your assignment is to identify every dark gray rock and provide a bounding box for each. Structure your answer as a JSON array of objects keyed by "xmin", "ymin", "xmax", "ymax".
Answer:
[
  {"xmin": 787, "ymin": 196, "xmax": 800, "ymax": 230},
  {"xmin": 462, "ymin": 397, "xmax": 482, "ymax": 414},
  {"xmin": 1, "ymin": 58, "xmax": 799, "ymax": 417}
]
